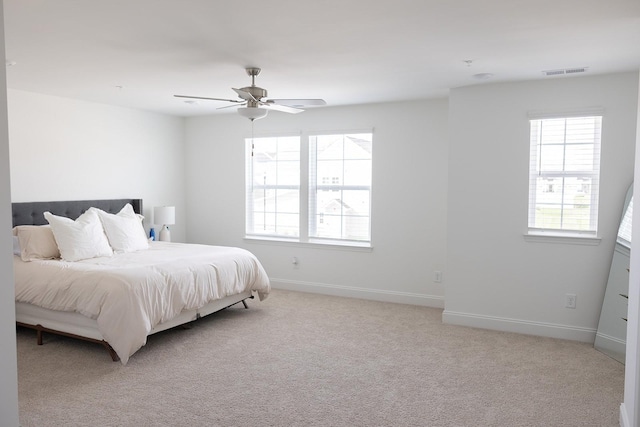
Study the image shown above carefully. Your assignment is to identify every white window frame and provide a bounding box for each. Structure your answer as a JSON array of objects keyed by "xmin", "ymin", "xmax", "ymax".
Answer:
[
  {"xmin": 245, "ymin": 130, "xmax": 373, "ymax": 248},
  {"xmin": 526, "ymin": 109, "xmax": 603, "ymax": 242}
]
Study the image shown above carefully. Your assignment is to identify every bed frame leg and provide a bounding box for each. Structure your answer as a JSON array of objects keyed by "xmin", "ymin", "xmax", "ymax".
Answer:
[
  {"xmin": 103, "ymin": 342, "xmax": 119, "ymax": 362},
  {"xmin": 241, "ymin": 294, "xmax": 255, "ymax": 309},
  {"xmin": 36, "ymin": 328, "xmax": 43, "ymax": 345}
]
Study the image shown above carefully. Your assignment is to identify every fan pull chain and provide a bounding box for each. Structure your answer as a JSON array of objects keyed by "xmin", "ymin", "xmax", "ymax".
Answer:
[{"xmin": 251, "ymin": 119, "xmax": 255, "ymax": 157}]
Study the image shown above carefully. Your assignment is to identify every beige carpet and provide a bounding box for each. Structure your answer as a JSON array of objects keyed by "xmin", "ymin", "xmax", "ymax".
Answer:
[{"xmin": 17, "ymin": 289, "xmax": 623, "ymax": 426}]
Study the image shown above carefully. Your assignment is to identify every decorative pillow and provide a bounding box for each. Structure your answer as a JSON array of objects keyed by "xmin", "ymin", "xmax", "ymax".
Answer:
[
  {"xmin": 94, "ymin": 204, "xmax": 149, "ymax": 253},
  {"xmin": 44, "ymin": 209, "xmax": 113, "ymax": 262},
  {"xmin": 12, "ymin": 225, "xmax": 60, "ymax": 261}
]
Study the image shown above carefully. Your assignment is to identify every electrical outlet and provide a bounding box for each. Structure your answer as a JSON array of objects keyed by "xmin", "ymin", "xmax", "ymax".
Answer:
[
  {"xmin": 434, "ymin": 271, "xmax": 442, "ymax": 283},
  {"xmin": 565, "ymin": 293, "xmax": 577, "ymax": 309}
]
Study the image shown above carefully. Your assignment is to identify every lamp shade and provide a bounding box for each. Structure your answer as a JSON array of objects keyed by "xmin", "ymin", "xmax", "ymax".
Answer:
[{"xmin": 153, "ymin": 206, "xmax": 175, "ymax": 225}]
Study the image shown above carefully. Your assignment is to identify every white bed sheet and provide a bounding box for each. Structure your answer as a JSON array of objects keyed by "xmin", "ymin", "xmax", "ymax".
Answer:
[{"xmin": 14, "ymin": 242, "xmax": 270, "ymax": 364}]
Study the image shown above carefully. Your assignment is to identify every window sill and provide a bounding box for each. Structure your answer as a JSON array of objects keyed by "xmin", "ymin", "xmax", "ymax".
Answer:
[
  {"xmin": 523, "ymin": 232, "xmax": 601, "ymax": 246},
  {"xmin": 244, "ymin": 236, "xmax": 373, "ymax": 252}
]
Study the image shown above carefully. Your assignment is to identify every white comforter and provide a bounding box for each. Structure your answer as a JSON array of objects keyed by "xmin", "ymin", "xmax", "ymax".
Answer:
[{"xmin": 14, "ymin": 242, "xmax": 270, "ymax": 364}]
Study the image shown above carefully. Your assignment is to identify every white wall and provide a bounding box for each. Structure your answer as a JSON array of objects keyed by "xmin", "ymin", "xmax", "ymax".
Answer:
[
  {"xmin": 0, "ymin": 1, "xmax": 20, "ymax": 424},
  {"xmin": 7, "ymin": 89, "xmax": 187, "ymax": 242},
  {"xmin": 445, "ymin": 72, "xmax": 639, "ymax": 341},
  {"xmin": 621, "ymin": 71, "xmax": 640, "ymax": 427},
  {"xmin": 185, "ymin": 100, "xmax": 449, "ymax": 306}
]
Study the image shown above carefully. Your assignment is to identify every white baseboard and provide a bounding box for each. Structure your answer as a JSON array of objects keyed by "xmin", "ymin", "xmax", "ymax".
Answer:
[
  {"xmin": 594, "ymin": 332, "xmax": 626, "ymax": 363},
  {"xmin": 442, "ymin": 309, "xmax": 597, "ymax": 342},
  {"xmin": 620, "ymin": 403, "xmax": 630, "ymax": 427},
  {"xmin": 270, "ymin": 278, "xmax": 444, "ymax": 308},
  {"xmin": 271, "ymin": 279, "xmax": 597, "ymax": 341}
]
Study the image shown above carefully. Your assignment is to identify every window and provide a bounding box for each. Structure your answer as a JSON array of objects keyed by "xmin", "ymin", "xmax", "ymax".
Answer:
[
  {"xmin": 245, "ymin": 136, "xmax": 300, "ymax": 238},
  {"xmin": 309, "ymin": 133, "xmax": 372, "ymax": 242},
  {"xmin": 246, "ymin": 132, "xmax": 373, "ymax": 246},
  {"xmin": 618, "ymin": 197, "xmax": 633, "ymax": 247},
  {"xmin": 528, "ymin": 115, "xmax": 602, "ymax": 236}
]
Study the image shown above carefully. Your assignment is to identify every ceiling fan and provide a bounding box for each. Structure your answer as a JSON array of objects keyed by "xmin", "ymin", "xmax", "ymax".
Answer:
[{"xmin": 174, "ymin": 67, "xmax": 326, "ymax": 121}]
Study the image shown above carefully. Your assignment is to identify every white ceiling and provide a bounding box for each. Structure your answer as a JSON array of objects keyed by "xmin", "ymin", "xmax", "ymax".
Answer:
[{"xmin": 4, "ymin": 0, "xmax": 640, "ymax": 117}]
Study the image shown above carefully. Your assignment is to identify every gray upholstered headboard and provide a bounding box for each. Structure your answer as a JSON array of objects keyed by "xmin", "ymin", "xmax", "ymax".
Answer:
[{"xmin": 11, "ymin": 199, "xmax": 143, "ymax": 227}]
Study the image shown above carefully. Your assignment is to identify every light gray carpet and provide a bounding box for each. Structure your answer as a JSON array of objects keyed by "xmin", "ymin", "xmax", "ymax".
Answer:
[{"xmin": 17, "ymin": 289, "xmax": 623, "ymax": 426}]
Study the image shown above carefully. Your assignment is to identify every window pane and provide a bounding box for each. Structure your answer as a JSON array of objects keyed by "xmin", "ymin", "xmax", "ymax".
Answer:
[
  {"xmin": 277, "ymin": 160, "xmax": 300, "ymax": 186},
  {"xmin": 560, "ymin": 206, "xmax": 591, "ymax": 231},
  {"xmin": 277, "ymin": 137, "xmax": 301, "ymax": 159},
  {"xmin": 564, "ymin": 144, "xmax": 594, "ymax": 172},
  {"xmin": 342, "ymin": 190, "xmax": 371, "ymax": 240},
  {"xmin": 539, "ymin": 145, "xmax": 564, "ymax": 171},
  {"xmin": 562, "ymin": 177, "xmax": 593, "ymax": 206},
  {"xmin": 252, "ymin": 188, "xmax": 276, "ymax": 212},
  {"xmin": 317, "ymin": 160, "xmax": 343, "ymax": 185},
  {"xmin": 252, "ymin": 211, "xmax": 276, "ymax": 234},
  {"xmin": 533, "ymin": 204, "xmax": 563, "ymax": 229},
  {"xmin": 566, "ymin": 117, "xmax": 598, "ymax": 144},
  {"xmin": 534, "ymin": 177, "xmax": 563, "ymax": 206},
  {"xmin": 312, "ymin": 198, "xmax": 370, "ymax": 240},
  {"xmin": 344, "ymin": 134, "xmax": 373, "ymax": 159},
  {"xmin": 246, "ymin": 136, "xmax": 300, "ymax": 237},
  {"xmin": 274, "ymin": 213, "xmax": 300, "ymax": 237},
  {"xmin": 540, "ymin": 119, "xmax": 566, "ymax": 145},
  {"xmin": 317, "ymin": 135, "xmax": 343, "ymax": 160},
  {"xmin": 313, "ymin": 213, "xmax": 341, "ymax": 239},
  {"xmin": 316, "ymin": 189, "xmax": 342, "ymax": 215},
  {"xmin": 310, "ymin": 133, "xmax": 372, "ymax": 242},
  {"xmin": 343, "ymin": 159, "xmax": 372, "ymax": 186}
]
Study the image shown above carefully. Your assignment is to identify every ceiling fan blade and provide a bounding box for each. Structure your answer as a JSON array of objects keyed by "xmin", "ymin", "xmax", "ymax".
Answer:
[
  {"xmin": 174, "ymin": 94, "xmax": 243, "ymax": 103},
  {"xmin": 232, "ymin": 88, "xmax": 257, "ymax": 102},
  {"xmin": 268, "ymin": 99, "xmax": 327, "ymax": 107},
  {"xmin": 217, "ymin": 102, "xmax": 247, "ymax": 110},
  {"xmin": 261, "ymin": 102, "xmax": 304, "ymax": 114}
]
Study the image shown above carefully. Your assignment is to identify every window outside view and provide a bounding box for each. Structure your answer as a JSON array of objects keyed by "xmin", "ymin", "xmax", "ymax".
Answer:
[{"xmin": 528, "ymin": 116, "xmax": 602, "ymax": 234}]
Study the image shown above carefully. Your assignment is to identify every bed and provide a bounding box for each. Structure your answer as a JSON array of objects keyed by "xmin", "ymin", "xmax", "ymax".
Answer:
[{"xmin": 12, "ymin": 198, "xmax": 270, "ymax": 364}]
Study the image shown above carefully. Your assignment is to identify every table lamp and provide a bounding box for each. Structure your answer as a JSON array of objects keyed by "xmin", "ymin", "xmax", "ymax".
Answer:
[{"xmin": 154, "ymin": 206, "xmax": 175, "ymax": 242}]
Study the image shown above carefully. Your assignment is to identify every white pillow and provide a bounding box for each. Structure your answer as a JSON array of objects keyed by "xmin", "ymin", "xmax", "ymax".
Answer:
[
  {"xmin": 44, "ymin": 209, "xmax": 113, "ymax": 262},
  {"xmin": 12, "ymin": 225, "xmax": 60, "ymax": 261},
  {"xmin": 94, "ymin": 204, "xmax": 149, "ymax": 253}
]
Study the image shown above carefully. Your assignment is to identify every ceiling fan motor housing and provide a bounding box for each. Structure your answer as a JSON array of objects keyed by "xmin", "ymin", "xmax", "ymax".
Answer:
[{"xmin": 241, "ymin": 85, "xmax": 267, "ymax": 101}]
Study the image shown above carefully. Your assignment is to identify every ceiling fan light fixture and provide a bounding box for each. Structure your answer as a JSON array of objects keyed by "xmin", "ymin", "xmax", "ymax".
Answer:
[{"xmin": 237, "ymin": 106, "xmax": 269, "ymax": 121}]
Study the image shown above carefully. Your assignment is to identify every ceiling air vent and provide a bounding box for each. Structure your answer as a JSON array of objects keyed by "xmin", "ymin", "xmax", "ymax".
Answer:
[{"xmin": 543, "ymin": 67, "xmax": 588, "ymax": 76}]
